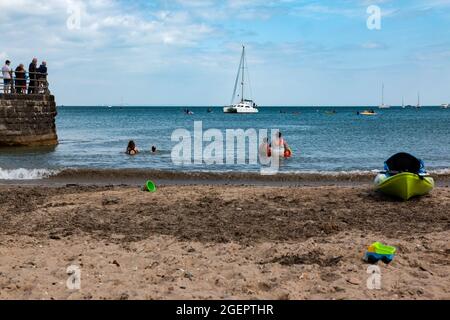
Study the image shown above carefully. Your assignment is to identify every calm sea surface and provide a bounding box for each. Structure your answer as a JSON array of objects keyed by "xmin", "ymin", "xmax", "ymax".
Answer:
[{"xmin": 0, "ymin": 106, "xmax": 449, "ymax": 179}]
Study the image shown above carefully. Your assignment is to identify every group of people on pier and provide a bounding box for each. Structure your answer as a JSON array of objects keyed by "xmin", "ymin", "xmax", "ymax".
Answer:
[{"xmin": 1, "ymin": 58, "xmax": 49, "ymax": 94}]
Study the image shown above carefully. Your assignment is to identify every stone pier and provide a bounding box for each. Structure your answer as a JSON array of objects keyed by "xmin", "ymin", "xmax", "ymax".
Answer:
[{"xmin": 0, "ymin": 94, "xmax": 58, "ymax": 147}]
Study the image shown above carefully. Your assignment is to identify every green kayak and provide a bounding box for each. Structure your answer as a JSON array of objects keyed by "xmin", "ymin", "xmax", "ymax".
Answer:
[{"xmin": 375, "ymin": 172, "xmax": 435, "ymax": 201}]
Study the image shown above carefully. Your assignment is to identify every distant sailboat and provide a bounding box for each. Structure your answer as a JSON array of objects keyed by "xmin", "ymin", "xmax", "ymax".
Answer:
[
  {"xmin": 402, "ymin": 97, "xmax": 405, "ymax": 109},
  {"xmin": 224, "ymin": 46, "xmax": 259, "ymax": 114},
  {"xmin": 416, "ymin": 92, "xmax": 421, "ymax": 109},
  {"xmin": 379, "ymin": 83, "xmax": 390, "ymax": 109}
]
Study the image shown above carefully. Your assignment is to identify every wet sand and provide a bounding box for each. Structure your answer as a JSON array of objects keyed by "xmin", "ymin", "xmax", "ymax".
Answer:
[
  {"xmin": 4, "ymin": 168, "xmax": 450, "ymax": 187},
  {"xmin": 0, "ymin": 182, "xmax": 449, "ymax": 300}
]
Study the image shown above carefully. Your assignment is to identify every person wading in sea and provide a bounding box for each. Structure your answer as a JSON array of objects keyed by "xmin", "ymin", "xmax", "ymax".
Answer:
[
  {"xmin": 270, "ymin": 132, "xmax": 289, "ymax": 157},
  {"xmin": 126, "ymin": 141, "xmax": 139, "ymax": 156}
]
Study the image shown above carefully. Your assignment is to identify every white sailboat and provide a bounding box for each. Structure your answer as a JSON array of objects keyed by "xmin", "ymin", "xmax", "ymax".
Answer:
[
  {"xmin": 379, "ymin": 83, "xmax": 390, "ymax": 109},
  {"xmin": 416, "ymin": 92, "xmax": 421, "ymax": 109},
  {"xmin": 224, "ymin": 46, "xmax": 259, "ymax": 114}
]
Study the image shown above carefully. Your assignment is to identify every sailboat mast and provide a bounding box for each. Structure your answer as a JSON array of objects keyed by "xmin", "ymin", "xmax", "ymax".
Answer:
[
  {"xmin": 382, "ymin": 83, "xmax": 384, "ymax": 106},
  {"xmin": 241, "ymin": 46, "xmax": 245, "ymax": 102}
]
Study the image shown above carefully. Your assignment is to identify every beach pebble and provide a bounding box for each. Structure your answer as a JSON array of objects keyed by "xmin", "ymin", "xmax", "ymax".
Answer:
[
  {"xmin": 184, "ymin": 271, "xmax": 194, "ymax": 280},
  {"xmin": 111, "ymin": 260, "xmax": 120, "ymax": 267},
  {"xmin": 215, "ymin": 277, "xmax": 225, "ymax": 287}
]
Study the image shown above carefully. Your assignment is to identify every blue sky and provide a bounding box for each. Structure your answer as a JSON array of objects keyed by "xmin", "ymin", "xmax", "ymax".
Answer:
[{"xmin": 1, "ymin": 0, "xmax": 449, "ymax": 106}]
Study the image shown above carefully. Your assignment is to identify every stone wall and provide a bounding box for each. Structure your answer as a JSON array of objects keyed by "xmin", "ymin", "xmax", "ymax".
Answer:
[{"xmin": 0, "ymin": 94, "xmax": 58, "ymax": 147}]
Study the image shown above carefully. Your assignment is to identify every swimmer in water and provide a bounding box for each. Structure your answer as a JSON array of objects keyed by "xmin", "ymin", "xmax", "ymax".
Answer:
[{"xmin": 126, "ymin": 140, "xmax": 139, "ymax": 156}]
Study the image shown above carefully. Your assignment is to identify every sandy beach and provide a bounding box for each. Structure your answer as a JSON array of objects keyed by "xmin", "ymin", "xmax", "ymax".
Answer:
[{"xmin": 0, "ymin": 179, "xmax": 449, "ymax": 300}]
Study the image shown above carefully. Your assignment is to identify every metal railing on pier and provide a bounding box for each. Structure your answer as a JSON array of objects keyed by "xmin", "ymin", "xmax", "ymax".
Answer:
[{"xmin": 1, "ymin": 71, "xmax": 50, "ymax": 95}]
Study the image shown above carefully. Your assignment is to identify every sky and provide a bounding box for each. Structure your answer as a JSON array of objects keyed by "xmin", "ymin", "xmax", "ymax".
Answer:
[{"xmin": 1, "ymin": 0, "xmax": 449, "ymax": 106}]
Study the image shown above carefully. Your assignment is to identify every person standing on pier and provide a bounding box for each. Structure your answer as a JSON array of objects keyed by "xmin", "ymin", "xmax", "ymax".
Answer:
[
  {"xmin": 2, "ymin": 60, "xmax": 13, "ymax": 94},
  {"xmin": 28, "ymin": 58, "xmax": 38, "ymax": 94},
  {"xmin": 15, "ymin": 64, "xmax": 26, "ymax": 94},
  {"xmin": 37, "ymin": 61, "xmax": 48, "ymax": 94}
]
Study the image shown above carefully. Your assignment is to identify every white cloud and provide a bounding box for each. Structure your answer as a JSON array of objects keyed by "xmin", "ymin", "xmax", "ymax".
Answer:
[{"xmin": 1, "ymin": 0, "xmax": 215, "ymax": 50}]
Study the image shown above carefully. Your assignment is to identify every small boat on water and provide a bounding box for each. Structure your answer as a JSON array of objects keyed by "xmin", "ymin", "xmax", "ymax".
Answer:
[
  {"xmin": 224, "ymin": 100, "xmax": 259, "ymax": 114},
  {"xmin": 359, "ymin": 109, "xmax": 377, "ymax": 116},
  {"xmin": 375, "ymin": 153, "xmax": 434, "ymax": 201},
  {"xmin": 441, "ymin": 103, "xmax": 449, "ymax": 109},
  {"xmin": 416, "ymin": 92, "xmax": 422, "ymax": 109},
  {"xmin": 224, "ymin": 46, "xmax": 259, "ymax": 114},
  {"xmin": 379, "ymin": 83, "xmax": 391, "ymax": 109}
]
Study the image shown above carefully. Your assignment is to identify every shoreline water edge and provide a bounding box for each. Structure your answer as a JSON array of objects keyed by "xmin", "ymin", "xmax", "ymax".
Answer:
[{"xmin": 1, "ymin": 168, "xmax": 450, "ymax": 187}]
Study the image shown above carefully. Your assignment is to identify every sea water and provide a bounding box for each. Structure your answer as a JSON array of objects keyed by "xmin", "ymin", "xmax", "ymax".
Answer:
[{"xmin": 0, "ymin": 106, "xmax": 449, "ymax": 179}]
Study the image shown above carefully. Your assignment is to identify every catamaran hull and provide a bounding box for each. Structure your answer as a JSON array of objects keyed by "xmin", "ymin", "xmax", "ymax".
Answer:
[
  {"xmin": 375, "ymin": 173, "xmax": 435, "ymax": 201},
  {"xmin": 223, "ymin": 107, "xmax": 259, "ymax": 114}
]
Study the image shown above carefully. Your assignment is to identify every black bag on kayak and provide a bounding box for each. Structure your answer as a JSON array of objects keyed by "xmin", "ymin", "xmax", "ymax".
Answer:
[{"xmin": 384, "ymin": 153, "xmax": 425, "ymax": 175}]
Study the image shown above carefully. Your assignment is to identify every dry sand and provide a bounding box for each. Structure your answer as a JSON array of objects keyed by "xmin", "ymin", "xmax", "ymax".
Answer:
[{"xmin": 0, "ymin": 184, "xmax": 449, "ymax": 300}]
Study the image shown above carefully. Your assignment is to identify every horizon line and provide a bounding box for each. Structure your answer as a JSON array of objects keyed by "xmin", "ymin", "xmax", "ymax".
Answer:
[{"xmin": 57, "ymin": 105, "xmax": 444, "ymax": 108}]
